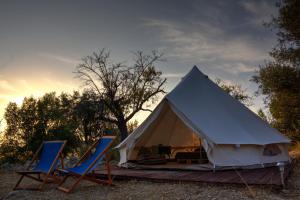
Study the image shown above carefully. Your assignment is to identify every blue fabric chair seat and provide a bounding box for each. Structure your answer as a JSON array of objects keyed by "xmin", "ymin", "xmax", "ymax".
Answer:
[
  {"xmin": 66, "ymin": 137, "xmax": 113, "ymax": 175},
  {"xmin": 33, "ymin": 141, "xmax": 65, "ymax": 173}
]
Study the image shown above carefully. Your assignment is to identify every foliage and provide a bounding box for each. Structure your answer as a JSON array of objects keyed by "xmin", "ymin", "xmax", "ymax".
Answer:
[
  {"xmin": 252, "ymin": 0, "xmax": 300, "ymax": 140},
  {"xmin": 268, "ymin": 0, "xmax": 300, "ymax": 66},
  {"xmin": 257, "ymin": 109, "xmax": 269, "ymax": 122},
  {"xmin": 75, "ymin": 49, "xmax": 166, "ymax": 140},
  {"xmin": 215, "ymin": 78, "xmax": 253, "ymax": 107},
  {"xmin": 0, "ymin": 91, "xmax": 112, "ymax": 164},
  {"xmin": 74, "ymin": 91, "xmax": 106, "ymax": 143},
  {"xmin": 127, "ymin": 120, "xmax": 139, "ymax": 134}
]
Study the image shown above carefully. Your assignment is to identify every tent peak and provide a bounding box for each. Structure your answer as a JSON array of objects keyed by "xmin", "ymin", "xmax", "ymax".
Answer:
[{"xmin": 187, "ymin": 65, "xmax": 209, "ymax": 79}]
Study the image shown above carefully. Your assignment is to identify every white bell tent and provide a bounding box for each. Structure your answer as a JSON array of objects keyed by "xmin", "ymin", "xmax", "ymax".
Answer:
[{"xmin": 116, "ymin": 66, "xmax": 290, "ymax": 168}]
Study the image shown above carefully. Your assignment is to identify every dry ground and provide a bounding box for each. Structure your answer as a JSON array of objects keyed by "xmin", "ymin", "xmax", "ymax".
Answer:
[{"xmin": 0, "ymin": 157, "xmax": 300, "ymax": 200}]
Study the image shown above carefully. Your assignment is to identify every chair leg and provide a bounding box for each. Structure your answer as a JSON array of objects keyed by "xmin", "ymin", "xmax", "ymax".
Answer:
[
  {"xmin": 58, "ymin": 174, "xmax": 69, "ymax": 187},
  {"xmin": 39, "ymin": 172, "xmax": 60, "ymax": 190},
  {"xmin": 14, "ymin": 173, "xmax": 44, "ymax": 190},
  {"xmin": 60, "ymin": 155, "xmax": 64, "ymax": 169},
  {"xmin": 68, "ymin": 176, "xmax": 85, "ymax": 193},
  {"xmin": 13, "ymin": 175, "xmax": 25, "ymax": 190},
  {"xmin": 58, "ymin": 175, "xmax": 85, "ymax": 193},
  {"xmin": 106, "ymin": 155, "xmax": 112, "ymax": 185},
  {"xmin": 38, "ymin": 175, "xmax": 50, "ymax": 190},
  {"xmin": 38, "ymin": 180, "xmax": 47, "ymax": 190}
]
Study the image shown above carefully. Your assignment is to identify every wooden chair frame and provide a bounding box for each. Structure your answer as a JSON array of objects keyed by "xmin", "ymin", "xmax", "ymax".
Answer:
[
  {"xmin": 13, "ymin": 140, "xmax": 67, "ymax": 191},
  {"xmin": 57, "ymin": 136, "xmax": 116, "ymax": 193}
]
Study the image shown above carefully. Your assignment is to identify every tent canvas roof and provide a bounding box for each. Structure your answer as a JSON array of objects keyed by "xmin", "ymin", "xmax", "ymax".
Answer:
[
  {"xmin": 117, "ymin": 66, "xmax": 290, "ymax": 149},
  {"xmin": 164, "ymin": 66, "xmax": 290, "ymax": 145}
]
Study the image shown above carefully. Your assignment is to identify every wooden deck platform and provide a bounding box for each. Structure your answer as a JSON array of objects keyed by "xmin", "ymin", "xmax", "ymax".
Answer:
[{"xmin": 95, "ymin": 164, "xmax": 292, "ymax": 186}]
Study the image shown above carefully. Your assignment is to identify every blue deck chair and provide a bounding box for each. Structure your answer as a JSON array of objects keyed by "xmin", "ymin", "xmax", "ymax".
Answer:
[
  {"xmin": 14, "ymin": 140, "xmax": 66, "ymax": 190},
  {"xmin": 57, "ymin": 136, "xmax": 116, "ymax": 193}
]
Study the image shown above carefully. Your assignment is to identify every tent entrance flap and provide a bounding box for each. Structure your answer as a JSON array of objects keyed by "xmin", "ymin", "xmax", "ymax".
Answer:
[{"xmin": 128, "ymin": 102, "xmax": 206, "ymax": 161}]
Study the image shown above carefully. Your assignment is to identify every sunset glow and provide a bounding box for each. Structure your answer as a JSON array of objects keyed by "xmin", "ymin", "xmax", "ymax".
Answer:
[{"xmin": 0, "ymin": 0, "xmax": 278, "ymax": 127}]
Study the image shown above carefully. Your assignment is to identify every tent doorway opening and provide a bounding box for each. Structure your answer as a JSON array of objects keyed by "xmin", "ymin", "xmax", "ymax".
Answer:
[{"xmin": 127, "ymin": 102, "xmax": 211, "ymax": 170}]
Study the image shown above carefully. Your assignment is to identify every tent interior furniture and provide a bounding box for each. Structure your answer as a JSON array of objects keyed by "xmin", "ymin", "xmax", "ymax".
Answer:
[
  {"xmin": 175, "ymin": 151, "xmax": 207, "ymax": 164},
  {"xmin": 132, "ymin": 142, "xmax": 208, "ymax": 166},
  {"xmin": 13, "ymin": 140, "xmax": 66, "ymax": 190},
  {"xmin": 117, "ymin": 66, "xmax": 291, "ymax": 170},
  {"xmin": 57, "ymin": 136, "xmax": 116, "ymax": 193}
]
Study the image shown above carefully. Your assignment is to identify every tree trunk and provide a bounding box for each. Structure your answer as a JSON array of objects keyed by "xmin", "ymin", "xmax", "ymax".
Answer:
[{"xmin": 117, "ymin": 119, "xmax": 128, "ymax": 141}]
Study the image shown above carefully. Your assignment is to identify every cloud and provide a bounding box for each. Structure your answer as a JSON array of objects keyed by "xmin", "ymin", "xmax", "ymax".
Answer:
[
  {"xmin": 240, "ymin": 0, "xmax": 277, "ymax": 27},
  {"xmin": 162, "ymin": 73, "xmax": 184, "ymax": 78},
  {"xmin": 234, "ymin": 63, "xmax": 256, "ymax": 73},
  {"xmin": 143, "ymin": 18, "xmax": 268, "ymax": 73},
  {"xmin": 191, "ymin": 21, "xmax": 224, "ymax": 36},
  {"xmin": 218, "ymin": 63, "xmax": 256, "ymax": 75},
  {"xmin": 0, "ymin": 80, "xmax": 17, "ymax": 92},
  {"xmin": 17, "ymin": 79, "xmax": 34, "ymax": 91},
  {"xmin": 0, "ymin": 54, "xmax": 14, "ymax": 68},
  {"xmin": 38, "ymin": 53, "xmax": 80, "ymax": 65},
  {"xmin": 142, "ymin": 19, "xmax": 174, "ymax": 29}
]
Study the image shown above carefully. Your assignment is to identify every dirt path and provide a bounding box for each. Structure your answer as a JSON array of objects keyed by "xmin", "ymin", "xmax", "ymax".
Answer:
[
  {"xmin": 0, "ymin": 154, "xmax": 300, "ymax": 200},
  {"xmin": 0, "ymin": 162, "xmax": 299, "ymax": 200}
]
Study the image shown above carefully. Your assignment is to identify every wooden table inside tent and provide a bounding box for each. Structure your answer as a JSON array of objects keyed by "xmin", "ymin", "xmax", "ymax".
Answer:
[
  {"xmin": 171, "ymin": 146, "xmax": 208, "ymax": 163},
  {"xmin": 171, "ymin": 146, "xmax": 199, "ymax": 152}
]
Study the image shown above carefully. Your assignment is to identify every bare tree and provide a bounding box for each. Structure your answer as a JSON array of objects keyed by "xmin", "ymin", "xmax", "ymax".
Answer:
[{"xmin": 75, "ymin": 49, "xmax": 166, "ymax": 140}]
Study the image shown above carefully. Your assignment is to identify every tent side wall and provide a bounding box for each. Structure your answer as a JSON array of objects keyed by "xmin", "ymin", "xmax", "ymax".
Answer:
[
  {"xmin": 119, "ymin": 142, "xmax": 290, "ymax": 167},
  {"xmin": 117, "ymin": 100, "xmax": 291, "ymax": 167},
  {"xmin": 209, "ymin": 143, "xmax": 290, "ymax": 167}
]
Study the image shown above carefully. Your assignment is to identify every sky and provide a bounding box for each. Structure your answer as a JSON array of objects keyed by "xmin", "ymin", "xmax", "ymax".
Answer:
[{"xmin": 0, "ymin": 0, "xmax": 278, "ymax": 128}]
